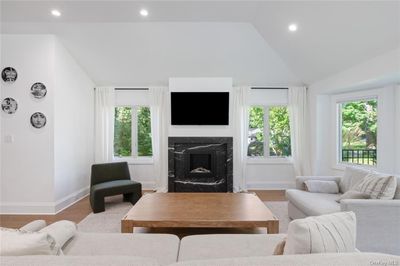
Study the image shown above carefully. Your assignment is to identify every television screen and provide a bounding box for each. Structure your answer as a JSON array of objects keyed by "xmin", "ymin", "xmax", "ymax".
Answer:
[{"xmin": 171, "ymin": 92, "xmax": 229, "ymax": 125}]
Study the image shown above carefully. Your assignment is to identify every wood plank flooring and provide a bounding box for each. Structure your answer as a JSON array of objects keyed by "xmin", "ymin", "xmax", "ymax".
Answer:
[{"xmin": 0, "ymin": 190, "xmax": 285, "ymax": 229}]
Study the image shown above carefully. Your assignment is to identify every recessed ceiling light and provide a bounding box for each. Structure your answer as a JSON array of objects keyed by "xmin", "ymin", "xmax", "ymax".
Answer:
[
  {"xmin": 140, "ymin": 9, "xmax": 149, "ymax": 17},
  {"xmin": 51, "ymin": 9, "xmax": 61, "ymax": 17},
  {"xmin": 288, "ymin": 24, "xmax": 298, "ymax": 32}
]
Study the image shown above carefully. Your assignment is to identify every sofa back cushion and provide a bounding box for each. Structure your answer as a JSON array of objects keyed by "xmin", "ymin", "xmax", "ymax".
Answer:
[
  {"xmin": 340, "ymin": 166, "xmax": 371, "ymax": 193},
  {"xmin": 395, "ymin": 176, "xmax": 400, "ymax": 199},
  {"xmin": 283, "ymin": 212, "xmax": 356, "ymax": 255},
  {"xmin": 353, "ymin": 173, "xmax": 397, "ymax": 199}
]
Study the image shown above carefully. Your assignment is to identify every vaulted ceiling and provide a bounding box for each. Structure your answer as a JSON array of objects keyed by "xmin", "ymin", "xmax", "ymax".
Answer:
[{"xmin": 1, "ymin": 1, "xmax": 399, "ymax": 86}]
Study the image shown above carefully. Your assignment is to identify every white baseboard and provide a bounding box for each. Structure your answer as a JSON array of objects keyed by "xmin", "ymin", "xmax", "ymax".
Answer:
[
  {"xmin": 0, "ymin": 186, "xmax": 89, "ymax": 215},
  {"xmin": 54, "ymin": 186, "xmax": 89, "ymax": 214},
  {"xmin": 246, "ymin": 181, "xmax": 295, "ymax": 190},
  {"xmin": 140, "ymin": 181, "xmax": 156, "ymax": 190}
]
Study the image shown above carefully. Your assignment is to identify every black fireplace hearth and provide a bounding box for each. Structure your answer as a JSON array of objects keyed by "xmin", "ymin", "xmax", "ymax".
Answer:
[{"xmin": 168, "ymin": 137, "xmax": 233, "ymax": 192}]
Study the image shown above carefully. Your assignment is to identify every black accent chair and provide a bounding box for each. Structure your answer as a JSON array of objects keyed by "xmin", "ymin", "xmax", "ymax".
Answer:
[{"xmin": 90, "ymin": 162, "xmax": 142, "ymax": 213}]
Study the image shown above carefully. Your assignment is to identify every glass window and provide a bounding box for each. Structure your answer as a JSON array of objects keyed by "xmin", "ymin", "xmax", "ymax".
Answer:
[
  {"xmin": 340, "ymin": 99, "xmax": 377, "ymax": 166},
  {"xmin": 114, "ymin": 107, "xmax": 132, "ymax": 157},
  {"xmin": 248, "ymin": 106, "xmax": 291, "ymax": 158},
  {"xmin": 114, "ymin": 106, "xmax": 152, "ymax": 158}
]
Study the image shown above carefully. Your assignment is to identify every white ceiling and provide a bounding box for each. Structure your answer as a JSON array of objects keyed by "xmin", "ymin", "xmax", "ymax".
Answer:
[{"xmin": 1, "ymin": 1, "xmax": 399, "ymax": 86}]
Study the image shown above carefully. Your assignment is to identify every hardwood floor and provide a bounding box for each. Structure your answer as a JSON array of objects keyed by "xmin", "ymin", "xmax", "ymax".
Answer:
[{"xmin": 0, "ymin": 190, "xmax": 286, "ymax": 229}]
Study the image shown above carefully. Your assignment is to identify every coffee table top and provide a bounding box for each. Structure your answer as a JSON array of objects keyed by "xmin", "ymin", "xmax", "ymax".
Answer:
[{"xmin": 122, "ymin": 193, "xmax": 278, "ymax": 228}]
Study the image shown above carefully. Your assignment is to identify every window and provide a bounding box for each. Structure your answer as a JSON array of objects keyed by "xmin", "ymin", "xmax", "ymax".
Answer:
[
  {"xmin": 247, "ymin": 106, "xmax": 291, "ymax": 158},
  {"xmin": 114, "ymin": 106, "xmax": 152, "ymax": 158},
  {"xmin": 339, "ymin": 99, "xmax": 377, "ymax": 166}
]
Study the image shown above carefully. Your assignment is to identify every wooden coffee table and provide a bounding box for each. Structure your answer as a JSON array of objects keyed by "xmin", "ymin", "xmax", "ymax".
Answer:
[{"xmin": 121, "ymin": 193, "xmax": 279, "ymax": 234}]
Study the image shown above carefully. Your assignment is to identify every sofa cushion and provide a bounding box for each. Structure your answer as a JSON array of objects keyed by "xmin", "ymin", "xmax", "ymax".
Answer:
[
  {"xmin": 304, "ymin": 180, "xmax": 339, "ymax": 194},
  {"xmin": 336, "ymin": 190, "xmax": 371, "ymax": 202},
  {"xmin": 395, "ymin": 176, "xmax": 400, "ymax": 199},
  {"xmin": 354, "ymin": 173, "xmax": 397, "ymax": 199},
  {"xmin": 178, "ymin": 234, "xmax": 286, "ymax": 261},
  {"xmin": 19, "ymin": 220, "xmax": 47, "ymax": 232},
  {"xmin": 63, "ymin": 233, "xmax": 179, "ymax": 265},
  {"xmin": 283, "ymin": 212, "xmax": 356, "ymax": 254},
  {"xmin": 39, "ymin": 221, "xmax": 77, "ymax": 250},
  {"xmin": 0, "ymin": 227, "xmax": 59, "ymax": 256},
  {"xmin": 285, "ymin": 189, "xmax": 341, "ymax": 216},
  {"xmin": 0, "ymin": 255, "xmax": 160, "ymax": 266},
  {"xmin": 339, "ymin": 166, "xmax": 371, "ymax": 193},
  {"xmin": 170, "ymin": 253, "xmax": 400, "ymax": 266}
]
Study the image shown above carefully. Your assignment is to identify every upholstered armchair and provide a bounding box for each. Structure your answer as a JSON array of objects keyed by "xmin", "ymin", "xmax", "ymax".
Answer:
[{"xmin": 90, "ymin": 162, "xmax": 142, "ymax": 213}]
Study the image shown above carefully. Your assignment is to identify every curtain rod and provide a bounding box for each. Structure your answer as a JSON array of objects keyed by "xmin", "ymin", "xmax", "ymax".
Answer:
[
  {"xmin": 251, "ymin": 87, "xmax": 288, "ymax": 90},
  {"xmin": 115, "ymin": 88, "xmax": 149, "ymax": 91}
]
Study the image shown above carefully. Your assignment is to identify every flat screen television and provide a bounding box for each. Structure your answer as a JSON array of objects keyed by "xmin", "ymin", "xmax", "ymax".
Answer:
[{"xmin": 171, "ymin": 92, "xmax": 229, "ymax": 125}]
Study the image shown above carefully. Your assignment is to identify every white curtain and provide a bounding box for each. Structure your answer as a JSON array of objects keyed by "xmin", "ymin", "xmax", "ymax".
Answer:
[
  {"xmin": 233, "ymin": 86, "xmax": 250, "ymax": 192},
  {"xmin": 288, "ymin": 87, "xmax": 311, "ymax": 176},
  {"xmin": 150, "ymin": 87, "xmax": 169, "ymax": 192},
  {"xmin": 94, "ymin": 87, "xmax": 115, "ymax": 163}
]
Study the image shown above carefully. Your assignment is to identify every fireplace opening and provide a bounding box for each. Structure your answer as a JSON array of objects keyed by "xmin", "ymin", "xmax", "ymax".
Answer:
[{"xmin": 190, "ymin": 154, "xmax": 211, "ymax": 173}]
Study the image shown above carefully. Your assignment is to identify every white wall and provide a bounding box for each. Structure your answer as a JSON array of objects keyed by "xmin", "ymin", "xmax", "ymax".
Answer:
[
  {"xmin": 1, "ymin": 35, "xmax": 95, "ymax": 214},
  {"xmin": 53, "ymin": 38, "xmax": 95, "ymax": 212},
  {"xmin": 1, "ymin": 35, "xmax": 55, "ymax": 213},
  {"xmin": 395, "ymin": 86, "xmax": 400, "ymax": 175},
  {"xmin": 309, "ymin": 48, "xmax": 400, "ymax": 176}
]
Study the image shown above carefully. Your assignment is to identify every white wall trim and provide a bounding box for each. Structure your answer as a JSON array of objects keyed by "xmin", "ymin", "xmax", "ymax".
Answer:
[
  {"xmin": 140, "ymin": 181, "xmax": 157, "ymax": 190},
  {"xmin": 246, "ymin": 180, "xmax": 295, "ymax": 190},
  {"xmin": 0, "ymin": 186, "xmax": 90, "ymax": 215},
  {"xmin": 54, "ymin": 186, "xmax": 90, "ymax": 214}
]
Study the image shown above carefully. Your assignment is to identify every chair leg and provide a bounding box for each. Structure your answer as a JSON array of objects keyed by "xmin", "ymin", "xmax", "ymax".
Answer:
[
  {"xmin": 91, "ymin": 194, "xmax": 105, "ymax": 213},
  {"xmin": 123, "ymin": 192, "xmax": 141, "ymax": 205}
]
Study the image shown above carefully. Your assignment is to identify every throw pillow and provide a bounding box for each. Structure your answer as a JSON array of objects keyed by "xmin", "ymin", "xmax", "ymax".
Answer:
[
  {"xmin": 273, "ymin": 240, "xmax": 286, "ymax": 255},
  {"xmin": 353, "ymin": 173, "xmax": 397, "ymax": 199},
  {"xmin": 39, "ymin": 220, "xmax": 77, "ymax": 250},
  {"xmin": 283, "ymin": 212, "xmax": 356, "ymax": 255},
  {"xmin": 304, "ymin": 180, "xmax": 339, "ymax": 194},
  {"xmin": 19, "ymin": 220, "xmax": 47, "ymax": 232},
  {"xmin": 0, "ymin": 227, "xmax": 59, "ymax": 256},
  {"xmin": 339, "ymin": 166, "xmax": 371, "ymax": 193},
  {"xmin": 336, "ymin": 190, "xmax": 371, "ymax": 203}
]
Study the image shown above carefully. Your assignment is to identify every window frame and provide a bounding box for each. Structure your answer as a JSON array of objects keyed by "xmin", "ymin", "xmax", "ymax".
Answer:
[
  {"xmin": 336, "ymin": 97, "xmax": 378, "ymax": 168},
  {"xmin": 246, "ymin": 105, "xmax": 292, "ymax": 163},
  {"xmin": 113, "ymin": 105, "xmax": 153, "ymax": 165},
  {"xmin": 330, "ymin": 88, "xmax": 383, "ymax": 171}
]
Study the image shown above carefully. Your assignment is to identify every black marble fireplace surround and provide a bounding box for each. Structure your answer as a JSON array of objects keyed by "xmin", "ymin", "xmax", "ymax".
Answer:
[{"xmin": 168, "ymin": 137, "xmax": 233, "ymax": 192}]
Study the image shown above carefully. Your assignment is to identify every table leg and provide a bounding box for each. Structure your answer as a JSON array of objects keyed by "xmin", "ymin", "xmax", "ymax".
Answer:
[
  {"xmin": 121, "ymin": 221, "xmax": 133, "ymax": 233},
  {"xmin": 267, "ymin": 221, "xmax": 279, "ymax": 234}
]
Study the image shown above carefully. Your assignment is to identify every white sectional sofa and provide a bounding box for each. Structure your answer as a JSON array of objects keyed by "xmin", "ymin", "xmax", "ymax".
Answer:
[
  {"xmin": 2, "ymin": 231, "xmax": 399, "ymax": 266},
  {"xmin": 286, "ymin": 166, "xmax": 400, "ymax": 255}
]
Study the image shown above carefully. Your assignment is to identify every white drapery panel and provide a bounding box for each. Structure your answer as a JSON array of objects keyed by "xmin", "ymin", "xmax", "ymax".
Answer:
[
  {"xmin": 288, "ymin": 87, "xmax": 311, "ymax": 176},
  {"xmin": 94, "ymin": 87, "xmax": 115, "ymax": 163},
  {"xmin": 233, "ymin": 86, "xmax": 250, "ymax": 192},
  {"xmin": 150, "ymin": 87, "xmax": 169, "ymax": 192}
]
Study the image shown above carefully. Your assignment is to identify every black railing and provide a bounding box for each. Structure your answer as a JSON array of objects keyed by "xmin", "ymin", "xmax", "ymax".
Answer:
[{"xmin": 342, "ymin": 149, "xmax": 377, "ymax": 166}]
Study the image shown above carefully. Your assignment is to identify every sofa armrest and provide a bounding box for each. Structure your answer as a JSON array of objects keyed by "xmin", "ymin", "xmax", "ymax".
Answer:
[
  {"xmin": 19, "ymin": 220, "xmax": 47, "ymax": 232},
  {"xmin": 295, "ymin": 176, "xmax": 342, "ymax": 190},
  {"xmin": 340, "ymin": 199, "xmax": 400, "ymax": 254}
]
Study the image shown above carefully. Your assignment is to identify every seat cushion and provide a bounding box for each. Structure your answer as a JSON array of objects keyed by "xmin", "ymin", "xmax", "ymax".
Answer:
[
  {"xmin": 91, "ymin": 180, "xmax": 141, "ymax": 196},
  {"xmin": 286, "ymin": 189, "xmax": 341, "ymax": 216},
  {"xmin": 63, "ymin": 233, "xmax": 179, "ymax": 265},
  {"xmin": 178, "ymin": 234, "xmax": 286, "ymax": 261},
  {"xmin": 1, "ymin": 255, "xmax": 160, "ymax": 266}
]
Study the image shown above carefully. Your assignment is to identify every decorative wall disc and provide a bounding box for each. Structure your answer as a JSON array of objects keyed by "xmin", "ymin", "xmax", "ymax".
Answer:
[
  {"xmin": 1, "ymin": 67, "xmax": 18, "ymax": 83},
  {"xmin": 30, "ymin": 112, "xmax": 47, "ymax": 129},
  {"xmin": 31, "ymin": 82, "xmax": 47, "ymax": 99},
  {"xmin": 1, "ymin": 97, "xmax": 18, "ymax": 114}
]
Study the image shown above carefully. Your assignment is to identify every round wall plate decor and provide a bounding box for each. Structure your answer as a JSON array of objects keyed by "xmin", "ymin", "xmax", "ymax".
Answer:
[
  {"xmin": 1, "ymin": 97, "xmax": 18, "ymax": 114},
  {"xmin": 2, "ymin": 67, "xmax": 18, "ymax": 83},
  {"xmin": 30, "ymin": 112, "xmax": 47, "ymax": 129},
  {"xmin": 31, "ymin": 82, "xmax": 47, "ymax": 99}
]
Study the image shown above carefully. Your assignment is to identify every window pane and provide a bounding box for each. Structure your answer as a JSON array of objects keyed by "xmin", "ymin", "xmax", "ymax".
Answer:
[
  {"xmin": 269, "ymin": 106, "xmax": 291, "ymax": 157},
  {"xmin": 248, "ymin": 106, "xmax": 264, "ymax": 156},
  {"xmin": 114, "ymin": 107, "xmax": 132, "ymax": 157},
  {"xmin": 137, "ymin": 106, "xmax": 153, "ymax": 156},
  {"xmin": 340, "ymin": 99, "xmax": 377, "ymax": 166}
]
